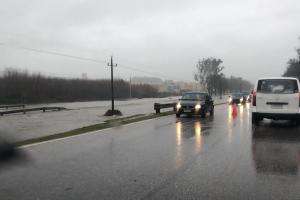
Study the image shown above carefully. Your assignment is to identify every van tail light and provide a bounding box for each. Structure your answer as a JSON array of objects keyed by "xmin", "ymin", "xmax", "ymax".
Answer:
[{"xmin": 252, "ymin": 91, "xmax": 256, "ymax": 106}]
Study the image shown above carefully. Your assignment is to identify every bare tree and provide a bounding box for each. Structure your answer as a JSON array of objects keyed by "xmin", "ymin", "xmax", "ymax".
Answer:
[
  {"xmin": 0, "ymin": 68, "xmax": 161, "ymax": 104},
  {"xmin": 194, "ymin": 57, "xmax": 224, "ymax": 95},
  {"xmin": 283, "ymin": 38, "xmax": 300, "ymax": 79}
]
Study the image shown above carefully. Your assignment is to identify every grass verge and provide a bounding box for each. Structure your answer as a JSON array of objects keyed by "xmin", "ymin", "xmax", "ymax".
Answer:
[
  {"xmin": 16, "ymin": 102, "xmax": 227, "ymax": 147},
  {"xmin": 15, "ymin": 111, "xmax": 174, "ymax": 147}
]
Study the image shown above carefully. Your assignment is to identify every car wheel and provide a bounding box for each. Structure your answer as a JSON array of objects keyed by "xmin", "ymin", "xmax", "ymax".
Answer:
[
  {"xmin": 210, "ymin": 107, "xmax": 214, "ymax": 116},
  {"xmin": 200, "ymin": 111, "xmax": 206, "ymax": 118}
]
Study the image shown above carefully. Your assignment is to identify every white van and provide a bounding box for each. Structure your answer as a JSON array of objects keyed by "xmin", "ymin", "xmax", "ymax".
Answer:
[{"xmin": 251, "ymin": 77, "xmax": 300, "ymax": 124}]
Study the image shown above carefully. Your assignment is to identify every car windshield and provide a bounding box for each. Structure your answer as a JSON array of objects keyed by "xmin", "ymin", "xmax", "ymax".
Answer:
[
  {"xmin": 231, "ymin": 93, "xmax": 243, "ymax": 98},
  {"xmin": 241, "ymin": 92, "xmax": 249, "ymax": 96},
  {"xmin": 181, "ymin": 93, "xmax": 206, "ymax": 100},
  {"xmin": 2, "ymin": 1, "xmax": 300, "ymax": 199},
  {"xmin": 257, "ymin": 79, "xmax": 298, "ymax": 94}
]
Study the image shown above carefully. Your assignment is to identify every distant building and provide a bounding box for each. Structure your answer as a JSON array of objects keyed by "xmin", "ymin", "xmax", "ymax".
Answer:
[
  {"xmin": 131, "ymin": 76, "xmax": 203, "ymax": 94},
  {"xmin": 131, "ymin": 77, "xmax": 163, "ymax": 85},
  {"xmin": 81, "ymin": 73, "xmax": 88, "ymax": 80}
]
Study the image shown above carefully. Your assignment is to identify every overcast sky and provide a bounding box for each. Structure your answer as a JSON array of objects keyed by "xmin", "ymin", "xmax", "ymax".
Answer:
[{"xmin": 0, "ymin": 0, "xmax": 300, "ymax": 83}]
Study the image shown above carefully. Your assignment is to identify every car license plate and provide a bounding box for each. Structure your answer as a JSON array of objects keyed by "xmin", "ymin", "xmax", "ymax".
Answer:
[{"xmin": 271, "ymin": 104, "xmax": 283, "ymax": 109}]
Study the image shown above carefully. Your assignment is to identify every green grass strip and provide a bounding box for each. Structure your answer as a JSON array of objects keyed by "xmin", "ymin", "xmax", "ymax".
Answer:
[
  {"xmin": 15, "ymin": 102, "xmax": 227, "ymax": 147},
  {"xmin": 15, "ymin": 111, "xmax": 174, "ymax": 147}
]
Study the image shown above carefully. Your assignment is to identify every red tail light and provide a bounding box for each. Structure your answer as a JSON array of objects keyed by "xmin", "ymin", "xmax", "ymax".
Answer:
[{"xmin": 252, "ymin": 91, "xmax": 256, "ymax": 106}]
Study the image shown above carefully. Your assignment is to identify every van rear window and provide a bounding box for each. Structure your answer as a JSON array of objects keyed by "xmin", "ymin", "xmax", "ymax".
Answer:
[{"xmin": 257, "ymin": 79, "xmax": 298, "ymax": 94}]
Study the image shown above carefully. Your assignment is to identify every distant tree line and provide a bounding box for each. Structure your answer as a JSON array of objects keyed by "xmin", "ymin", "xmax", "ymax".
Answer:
[
  {"xmin": 0, "ymin": 69, "xmax": 159, "ymax": 104},
  {"xmin": 195, "ymin": 57, "xmax": 253, "ymax": 95},
  {"xmin": 223, "ymin": 75, "xmax": 253, "ymax": 93},
  {"xmin": 283, "ymin": 38, "xmax": 300, "ymax": 79}
]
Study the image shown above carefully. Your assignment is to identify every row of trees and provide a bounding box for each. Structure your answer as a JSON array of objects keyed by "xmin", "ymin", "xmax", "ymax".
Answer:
[
  {"xmin": 0, "ymin": 69, "xmax": 159, "ymax": 104},
  {"xmin": 283, "ymin": 38, "xmax": 300, "ymax": 79},
  {"xmin": 194, "ymin": 37, "xmax": 300, "ymax": 94},
  {"xmin": 194, "ymin": 57, "xmax": 253, "ymax": 95}
]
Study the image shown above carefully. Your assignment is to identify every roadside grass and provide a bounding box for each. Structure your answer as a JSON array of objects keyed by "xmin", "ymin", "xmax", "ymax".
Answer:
[{"xmin": 15, "ymin": 111, "xmax": 174, "ymax": 147}]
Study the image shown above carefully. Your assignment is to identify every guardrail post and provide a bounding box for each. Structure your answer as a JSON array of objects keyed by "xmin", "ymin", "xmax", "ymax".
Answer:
[
  {"xmin": 154, "ymin": 103, "xmax": 160, "ymax": 114},
  {"xmin": 154, "ymin": 102, "xmax": 177, "ymax": 114},
  {"xmin": 156, "ymin": 108, "xmax": 160, "ymax": 114}
]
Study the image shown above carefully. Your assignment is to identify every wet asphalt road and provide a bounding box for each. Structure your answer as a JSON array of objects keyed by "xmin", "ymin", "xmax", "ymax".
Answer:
[{"xmin": 1, "ymin": 103, "xmax": 300, "ymax": 200}]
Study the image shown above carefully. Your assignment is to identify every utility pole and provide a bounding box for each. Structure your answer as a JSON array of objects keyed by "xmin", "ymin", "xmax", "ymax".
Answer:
[
  {"xmin": 129, "ymin": 76, "xmax": 132, "ymax": 99},
  {"xmin": 107, "ymin": 56, "xmax": 117, "ymax": 113}
]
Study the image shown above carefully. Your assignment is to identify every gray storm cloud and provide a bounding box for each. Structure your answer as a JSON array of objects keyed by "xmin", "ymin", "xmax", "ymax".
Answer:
[{"xmin": 0, "ymin": 0, "xmax": 300, "ymax": 82}]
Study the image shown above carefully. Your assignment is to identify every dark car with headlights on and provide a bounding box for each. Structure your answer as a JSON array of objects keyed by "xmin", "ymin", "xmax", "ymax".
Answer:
[
  {"xmin": 176, "ymin": 92, "xmax": 214, "ymax": 118},
  {"xmin": 228, "ymin": 93, "xmax": 246, "ymax": 104}
]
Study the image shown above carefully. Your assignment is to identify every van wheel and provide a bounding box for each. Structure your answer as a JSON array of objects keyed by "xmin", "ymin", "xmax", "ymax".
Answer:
[{"xmin": 252, "ymin": 113, "xmax": 261, "ymax": 125}]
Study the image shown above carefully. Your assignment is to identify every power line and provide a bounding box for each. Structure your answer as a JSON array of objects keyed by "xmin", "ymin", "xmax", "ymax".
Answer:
[
  {"xmin": 117, "ymin": 56, "xmax": 187, "ymax": 81},
  {"xmin": 118, "ymin": 63, "xmax": 185, "ymax": 81},
  {"xmin": 0, "ymin": 42, "xmax": 185, "ymax": 81},
  {"xmin": 118, "ymin": 64, "xmax": 168, "ymax": 78},
  {"xmin": 0, "ymin": 42, "xmax": 107, "ymax": 64}
]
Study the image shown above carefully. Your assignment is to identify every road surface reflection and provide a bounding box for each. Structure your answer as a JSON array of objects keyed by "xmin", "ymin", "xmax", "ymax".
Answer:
[
  {"xmin": 174, "ymin": 117, "xmax": 212, "ymax": 169},
  {"xmin": 252, "ymin": 124, "xmax": 300, "ymax": 176}
]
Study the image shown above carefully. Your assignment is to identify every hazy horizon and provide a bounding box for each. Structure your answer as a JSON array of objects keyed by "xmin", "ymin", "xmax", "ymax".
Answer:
[{"xmin": 1, "ymin": 0, "xmax": 300, "ymax": 83}]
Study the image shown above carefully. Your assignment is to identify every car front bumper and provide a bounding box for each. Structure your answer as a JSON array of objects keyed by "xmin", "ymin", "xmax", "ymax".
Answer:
[
  {"xmin": 230, "ymin": 99, "xmax": 246, "ymax": 104},
  {"xmin": 177, "ymin": 107, "xmax": 203, "ymax": 115}
]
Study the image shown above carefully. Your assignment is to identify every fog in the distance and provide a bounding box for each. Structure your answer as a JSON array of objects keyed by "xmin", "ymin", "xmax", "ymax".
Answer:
[{"xmin": 0, "ymin": 0, "xmax": 300, "ymax": 82}]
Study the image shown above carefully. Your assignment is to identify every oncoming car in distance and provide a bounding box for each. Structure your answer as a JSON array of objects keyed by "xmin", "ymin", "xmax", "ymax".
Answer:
[
  {"xmin": 228, "ymin": 93, "xmax": 247, "ymax": 104},
  {"xmin": 251, "ymin": 77, "xmax": 300, "ymax": 124},
  {"xmin": 241, "ymin": 91, "xmax": 251, "ymax": 102},
  {"xmin": 175, "ymin": 92, "xmax": 214, "ymax": 118}
]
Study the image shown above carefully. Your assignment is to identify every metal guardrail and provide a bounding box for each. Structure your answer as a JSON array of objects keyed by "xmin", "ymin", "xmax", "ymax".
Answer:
[
  {"xmin": 154, "ymin": 103, "xmax": 176, "ymax": 114},
  {"xmin": 0, "ymin": 104, "xmax": 25, "ymax": 109},
  {"xmin": 0, "ymin": 107, "xmax": 66, "ymax": 116}
]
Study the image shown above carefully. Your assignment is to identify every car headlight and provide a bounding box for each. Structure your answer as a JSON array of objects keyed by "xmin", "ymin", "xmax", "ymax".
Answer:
[
  {"xmin": 240, "ymin": 98, "xmax": 243, "ymax": 102},
  {"xmin": 228, "ymin": 97, "xmax": 232, "ymax": 103},
  {"xmin": 176, "ymin": 103, "xmax": 181, "ymax": 110},
  {"xmin": 195, "ymin": 104, "xmax": 201, "ymax": 110}
]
